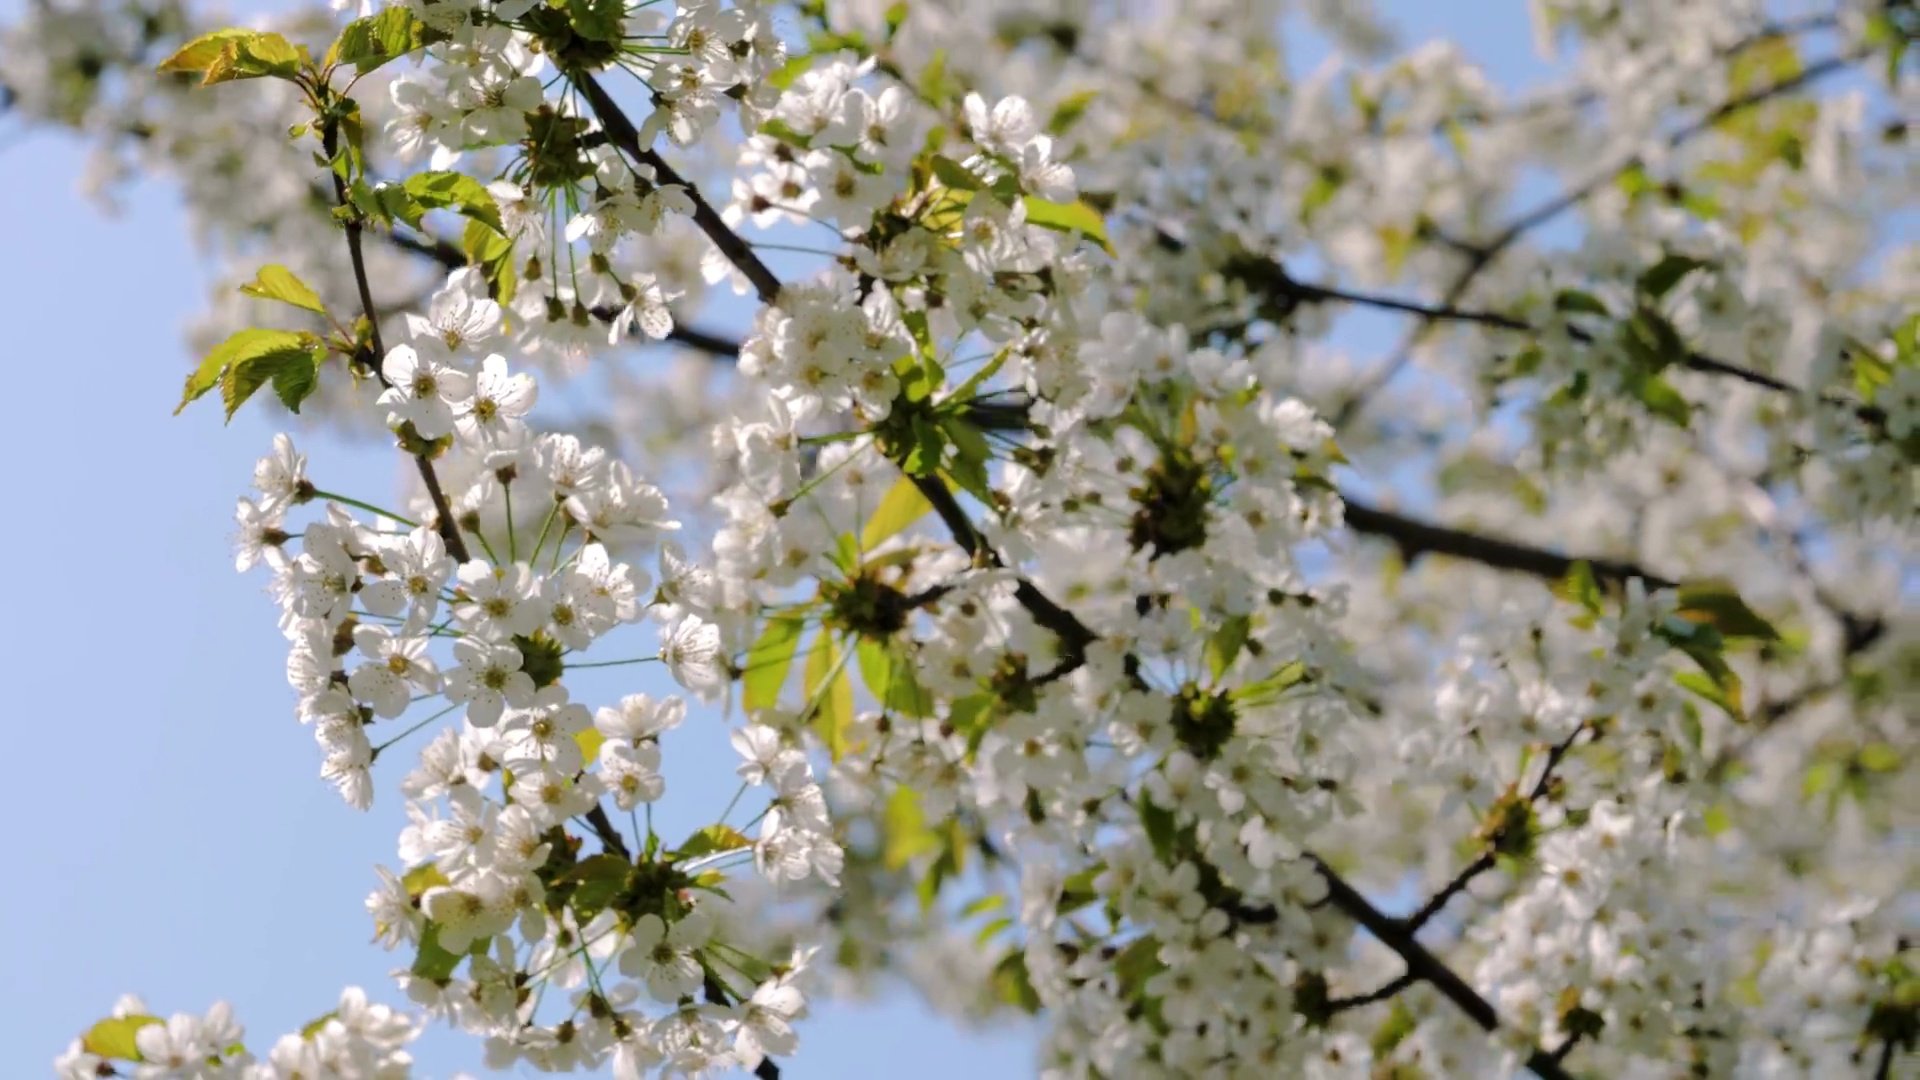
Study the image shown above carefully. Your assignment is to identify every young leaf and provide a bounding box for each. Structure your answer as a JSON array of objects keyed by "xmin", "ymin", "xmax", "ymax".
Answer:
[
  {"xmin": 803, "ymin": 634, "xmax": 854, "ymax": 759},
  {"xmin": 157, "ymin": 29, "xmax": 256, "ymax": 75},
  {"xmin": 331, "ymin": 7, "xmax": 429, "ymax": 74},
  {"xmin": 742, "ymin": 614, "xmax": 806, "ymax": 712},
  {"xmin": 198, "ymin": 32, "xmax": 303, "ymax": 86},
  {"xmin": 177, "ymin": 328, "xmax": 312, "ymax": 416},
  {"xmin": 1675, "ymin": 582, "xmax": 1781, "ymax": 641},
  {"xmin": 882, "ymin": 786, "xmax": 939, "ymax": 869},
  {"xmin": 675, "ymin": 824, "xmax": 752, "ymax": 860},
  {"xmin": 1021, "ymin": 196, "xmax": 1113, "ymax": 254},
  {"xmin": 239, "ymin": 265, "xmax": 326, "ymax": 314},
  {"xmin": 409, "ymin": 922, "xmax": 464, "ymax": 982},
  {"xmin": 929, "ymin": 155, "xmax": 984, "ymax": 191},
  {"xmin": 404, "ymin": 171, "xmax": 504, "ymax": 235},
  {"xmin": 1638, "ymin": 253, "xmax": 1708, "ymax": 299},
  {"xmin": 82, "ymin": 1015, "xmax": 162, "ymax": 1060},
  {"xmin": 861, "ymin": 475, "xmax": 933, "ymax": 550}
]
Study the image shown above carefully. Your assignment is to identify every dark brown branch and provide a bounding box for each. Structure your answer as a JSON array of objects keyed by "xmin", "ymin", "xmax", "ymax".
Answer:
[
  {"xmin": 1327, "ymin": 972, "xmax": 1416, "ymax": 1013},
  {"xmin": 1335, "ymin": 48, "xmax": 1865, "ymax": 425},
  {"xmin": 572, "ymin": 71, "xmax": 784, "ymax": 305},
  {"xmin": 1404, "ymin": 721, "xmax": 1587, "ymax": 933},
  {"xmin": 1230, "ymin": 256, "xmax": 1887, "ymax": 428},
  {"xmin": 1342, "ymin": 498, "xmax": 1675, "ymax": 590},
  {"xmin": 381, "ymin": 226, "xmax": 743, "ymax": 359},
  {"xmin": 320, "ymin": 119, "xmax": 471, "ymax": 564},
  {"xmin": 1307, "ymin": 858, "xmax": 1577, "ymax": 1080}
]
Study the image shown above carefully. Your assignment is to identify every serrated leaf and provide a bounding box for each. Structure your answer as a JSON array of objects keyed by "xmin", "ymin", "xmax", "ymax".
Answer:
[
  {"xmin": 199, "ymin": 32, "xmax": 303, "ymax": 86},
  {"xmin": 157, "ymin": 29, "xmax": 255, "ymax": 75},
  {"xmin": 178, "ymin": 328, "xmax": 312, "ymax": 416},
  {"xmin": 331, "ymin": 7, "xmax": 428, "ymax": 74},
  {"xmin": 743, "ymin": 614, "xmax": 806, "ymax": 712},
  {"xmin": 1021, "ymin": 196, "xmax": 1112, "ymax": 254},
  {"xmin": 404, "ymin": 171, "xmax": 504, "ymax": 235},
  {"xmin": 239, "ymin": 264, "xmax": 326, "ymax": 314},
  {"xmin": 224, "ymin": 346, "xmax": 317, "ymax": 422},
  {"xmin": 82, "ymin": 1015, "xmax": 162, "ymax": 1060},
  {"xmin": 1675, "ymin": 582, "xmax": 1781, "ymax": 641}
]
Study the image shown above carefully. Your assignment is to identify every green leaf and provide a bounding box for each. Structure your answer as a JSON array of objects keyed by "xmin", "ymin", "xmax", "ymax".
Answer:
[
  {"xmin": 1634, "ymin": 372, "xmax": 1694, "ymax": 426},
  {"xmin": 1624, "ymin": 306, "xmax": 1688, "ymax": 373},
  {"xmin": 960, "ymin": 893, "xmax": 1005, "ymax": 919},
  {"xmin": 675, "ymin": 824, "xmax": 752, "ymax": 860},
  {"xmin": 1553, "ymin": 560, "xmax": 1604, "ymax": 617},
  {"xmin": 1675, "ymin": 582, "xmax": 1780, "ymax": 641},
  {"xmin": 330, "ymin": 7, "xmax": 429, "ymax": 74},
  {"xmin": 404, "ymin": 171, "xmax": 504, "ymax": 235},
  {"xmin": 1139, "ymin": 796, "xmax": 1177, "ymax": 862},
  {"xmin": 573, "ymin": 727, "xmax": 604, "ymax": 763},
  {"xmin": 883, "ymin": 786, "xmax": 939, "ymax": 869},
  {"xmin": 1676, "ymin": 669, "xmax": 1741, "ymax": 722},
  {"xmin": 991, "ymin": 950, "xmax": 1042, "ymax": 1013},
  {"xmin": 198, "ymin": 32, "xmax": 304, "ymax": 85},
  {"xmin": 804, "ymin": 635, "xmax": 854, "ymax": 759},
  {"xmin": 861, "ymin": 476, "xmax": 933, "ymax": 550},
  {"xmin": 942, "ymin": 418, "xmax": 994, "ymax": 503},
  {"xmin": 554, "ymin": 853, "xmax": 631, "ymax": 918},
  {"xmin": 567, "ymin": 0, "xmax": 627, "ymax": 42},
  {"xmin": 177, "ymin": 328, "xmax": 314, "ymax": 417},
  {"xmin": 1047, "ymin": 89, "xmax": 1098, "ymax": 135},
  {"xmin": 1553, "ymin": 289, "xmax": 1610, "ymax": 318},
  {"xmin": 82, "ymin": 1015, "xmax": 162, "ymax": 1060},
  {"xmin": 1205, "ymin": 615, "xmax": 1251, "ymax": 680},
  {"xmin": 1638, "ymin": 254, "xmax": 1707, "ymax": 299},
  {"xmin": 401, "ymin": 863, "xmax": 448, "ymax": 899},
  {"xmin": 224, "ymin": 343, "xmax": 320, "ymax": 422},
  {"xmin": 1659, "ymin": 623, "xmax": 1745, "ymax": 723},
  {"xmin": 299, "ymin": 1011, "xmax": 338, "ymax": 1039},
  {"xmin": 856, "ymin": 639, "xmax": 936, "ymax": 718},
  {"xmin": 1021, "ymin": 196, "xmax": 1112, "ymax": 254},
  {"xmin": 157, "ymin": 29, "xmax": 256, "ymax": 75},
  {"xmin": 239, "ymin": 265, "xmax": 326, "ymax": 314},
  {"xmin": 742, "ymin": 614, "xmax": 806, "ymax": 712},
  {"xmin": 929, "ymin": 155, "xmax": 984, "ymax": 191},
  {"xmin": 1857, "ymin": 742, "xmax": 1901, "ymax": 773},
  {"xmin": 409, "ymin": 922, "xmax": 463, "ymax": 982}
]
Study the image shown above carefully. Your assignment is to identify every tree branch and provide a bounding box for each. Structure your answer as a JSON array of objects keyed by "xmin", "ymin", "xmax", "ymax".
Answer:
[
  {"xmin": 572, "ymin": 71, "xmax": 783, "ymax": 305},
  {"xmin": 1306, "ymin": 858, "xmax": 1577, "ymax": 1080},
  {"xmin": 320, "ymin": 120, "xmax": 470, "ymax": 564},
  {"xmin": 1334, "ymin": 46, "xmax": 1866, "ymax": 424},
  {"xmin": 1228, "ymin": 255, "xmax": 1888, "ymax": 429}
]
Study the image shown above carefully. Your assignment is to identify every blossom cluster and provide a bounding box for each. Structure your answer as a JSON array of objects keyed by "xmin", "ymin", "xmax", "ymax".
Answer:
[{"xmin": 10, "ymin": 0, "xmax": 1911, "ymax": 1076}]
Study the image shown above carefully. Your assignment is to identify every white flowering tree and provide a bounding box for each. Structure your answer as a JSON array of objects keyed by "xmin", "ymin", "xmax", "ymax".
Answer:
[{"xmin": 6, "ymin": 0, "xmax": 1914, "ymax": 1075}]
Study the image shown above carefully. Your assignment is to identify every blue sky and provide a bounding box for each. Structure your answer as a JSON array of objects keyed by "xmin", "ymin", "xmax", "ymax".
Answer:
[{"xmin": 0, "ymin": 2, "xmax": 1555, "ymax": 1073}]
